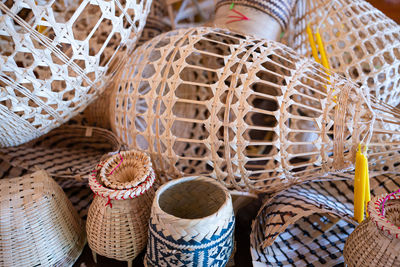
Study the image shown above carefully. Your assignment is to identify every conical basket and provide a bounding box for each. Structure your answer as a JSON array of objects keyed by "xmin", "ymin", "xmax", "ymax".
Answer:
[
  {"xmin": 144, "ymin": 176, "xmax": 235, "ymax": 267},
  {"xmin": 0, "ymin": 170, "xmax": 86, "ymax": 266},
  {"xmin": 344, "ymin": 192, "xmax": 400, "ymax": 267},
  {"xmin": 86, "ymin": 150, "xmax": 156, "ymax": 266}
]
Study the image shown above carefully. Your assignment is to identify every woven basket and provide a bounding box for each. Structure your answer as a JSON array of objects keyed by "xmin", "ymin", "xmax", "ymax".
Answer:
[
  {"xmin": 214, "ymin": 0, "xmax": 296, "ymax": 40},
  {"xmin": 344, "ymin": 192, "xmax": 400, "ymax": 267},
  {"xmin": 0, "ymin": 170, "xmax": 86, "ymax": 266},
  {"xmin": 110, "ymin": 26, "xmax": 400, "ymax": 193},
  {"xmin": 86, "ymin": 151, "xmax": 156, "ymax": 266},
  {"xmin": 144, "ymin": 176, "xmax": 235, "ymax": 267},
  {"xmin": 0, "ymin": 125, "xmax": 121, "ymax": 180},
  {"xmin": 287, "ymin": 0, "xmax": 400, "ymax": 106},
  {"xmin": 0, "ymin": 0, "xmax": 152, "ymax": 147}
]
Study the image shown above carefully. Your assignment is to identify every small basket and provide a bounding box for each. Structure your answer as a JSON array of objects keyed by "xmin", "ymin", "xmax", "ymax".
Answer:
[
  {"xmin": 0, "ymin": 125, "xmax": 121, "ymax": 180},
  {"xmin": 344, "ymin": 192, "xmax": 400, "ymax": 267},
  {"xmin": 100, "ymin": 150, "xmax": 153, "ymax": 190},
  {"xmin": 86, "ymin": 150, "xmax": 156, "ymax": 266},
  {"xmin": 145, "ymin": 176, "xmax": 235, "ymax": 267},
  {"xmin": 0, "ymin": 170, "xmax": 86, "ymax": 266}
]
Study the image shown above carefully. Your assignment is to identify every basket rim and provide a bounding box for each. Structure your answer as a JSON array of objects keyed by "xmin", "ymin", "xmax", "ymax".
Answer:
[
  {"xmin": 153, "ymin": 176, "xmax": 232, "ymax": 222},
  {"xmin": 368, "ymin": 192, "xmax": 400, "ymax": 239},
  {"xmin": 99, "ymin": 150, "xmax": 152, "ymax": 190}
]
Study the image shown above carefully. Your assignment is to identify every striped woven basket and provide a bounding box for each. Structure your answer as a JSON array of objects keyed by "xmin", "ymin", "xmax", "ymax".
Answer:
[
  {"xmin": 86, "ymin": 150, "xmax": 156, "ymax": 267},
  {"xmin": 0, "ymin": 170, "xmax": 86, "ymax": 266},
  {"xmin": 144, "ymin": 176, "xmax": 235, "ymax": 267},
  {"xmin": 0, "ymin": 125, "xmax": 121, "ymax": 180},
  {"xmin": 344, "ymin": 192, "xmax": 400, "ymax": 267}
]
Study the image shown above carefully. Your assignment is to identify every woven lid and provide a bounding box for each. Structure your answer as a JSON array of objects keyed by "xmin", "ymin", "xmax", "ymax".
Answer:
[
  {"xmin": 100, "ymin": 150, "xmax": 153, "ymax": 190},
  {"xmin": 0, "ymin": 125, "xmax": 121, "ymax": 180},
  {"xmin": 368, "ymin": 192, "xmax": 400, "ymax": 239}
]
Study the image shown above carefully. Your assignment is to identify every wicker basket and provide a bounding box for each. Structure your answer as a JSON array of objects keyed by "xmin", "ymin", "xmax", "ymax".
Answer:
[
  {"xmin": 0, "ymin": 125, "xmax": 121, "ymax": 180},
  {"xmin": 86, "ymin": 150, "xmax": 156, "ymax": 266},
  {"xmin": 287, "ymin": 0, "xmax": 400, "ymax": 107},
  {"xmin": 344, "ymin": 192, "xmax": 400, "ymax": 267},
  {"xmin": 144, "ymin": 176, "xmax": 235, "ymax": 267},
  {"xmin": 0, "ymin": 0, "xmax": 152, "ymax": 147},
  {"xmin": 110, "ymin": 27, "xmax": 400, "ymax": 193},
  {"xmin": 0, "ymin": 170, "xmax": 86, "ymax": 266}
]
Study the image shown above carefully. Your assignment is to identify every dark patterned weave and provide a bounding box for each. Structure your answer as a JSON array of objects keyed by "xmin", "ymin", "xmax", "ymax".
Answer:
[
  {"xmin": 216, "ymin": 0, "xmax": 297, "ymax": 29},
  {"xmin": 251, "ymin": 173, "xmax": 400, "ymax": 266}
]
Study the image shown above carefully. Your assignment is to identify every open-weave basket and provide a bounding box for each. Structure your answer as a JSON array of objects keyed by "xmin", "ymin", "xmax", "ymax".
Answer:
[
  {"xmin": 344, "ymin": 192, "xmax": 400, "ymax": 267},
  {"xmin": 110, "ymin": 26, "xmax": 400, "ymax": 193},
  {"xmin": 0, "ymin": 125, "xmax": 121, "ymax": 180},
  {"xmin": 0, "ymin": 0, "xmax": 152, "ymax": 147},
  {"xmin": 0, "ymin": 170, "xmax": 86, "ymax": 266},
  {"xmin": 86, "ymin": 150, "xmax": 156, "ymax": 266},
  {"xmin": 287, "ymin": 0, "xmax": 400, "ymax": 106},
  {"xmin": 144, "ymin": 176, "xmax": 235, "ymax": 267}
]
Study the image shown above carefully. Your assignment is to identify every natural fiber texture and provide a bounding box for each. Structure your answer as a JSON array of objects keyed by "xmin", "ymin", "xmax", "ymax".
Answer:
[
  {"xmin": 110, "ymin": 27, "xmax": 400, "ymax": 193},
  {"xmin": 145, "ymin": 176, "xmax": 235, "ymax": 267},
  {"xmin": 287, "ymin": 0, "xmax": 400, "ymax": 106},
  {"xmin": 344, "ymin": 192, "xmax": 400, "ymax": 267},
  {"xmin": 0, "ymin": 170, "xmax": 86, "ymax": 266},
  {"xmin": 0, "ymin": 0, "xmax": 152, "ymax": 147},
  {"xmin": 100, "ymin": 150, "xmax": 153, "ymax": 190},
  {"xmin": 86, "ymin": 154, "xmax": 155, "ymax": 263},
  {"xmin": 0, "ymin": 125, "xmax": 121, "ymax": 180},
  {"xmin": 251, "ymin": 173, "xmax": 400, "ymax": 266},
  {"xmin": 216, "ymin": 0, "xmax": 296, "ymax": 29}
]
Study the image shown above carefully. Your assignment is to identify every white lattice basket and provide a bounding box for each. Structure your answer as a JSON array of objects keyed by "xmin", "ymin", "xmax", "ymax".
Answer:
[
  {"xmin": 110, "ymin": 27, "xmax": 400, "ymax": 193},
  {"xmin": 0, "ymin": 0, "xmax": 152, "ymax": 147},
  {"xmin": 287, "ymin": 0, "xmax": 400, "ymax": 106}
]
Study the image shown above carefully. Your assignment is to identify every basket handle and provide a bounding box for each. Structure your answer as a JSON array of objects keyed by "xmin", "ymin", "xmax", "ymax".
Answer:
[{"xmin": 380, "ymin": 189, "xmax": 400, "ymax": 216}]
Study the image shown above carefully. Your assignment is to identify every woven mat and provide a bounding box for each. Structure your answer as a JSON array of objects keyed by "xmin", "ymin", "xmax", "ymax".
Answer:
[{"xmin": 251, "ymin": 173, "xmax": 400, "ymax": 266}]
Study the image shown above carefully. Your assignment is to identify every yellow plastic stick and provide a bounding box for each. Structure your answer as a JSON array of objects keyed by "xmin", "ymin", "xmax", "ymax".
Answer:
[
  {"xmin": 306, "ymin": 23, "xmax": 321, "ymax": 64},
  {"xmin": 354, "ymin": 144, "xmax": 368, "ymax": 223},
  {"xmin": 315, "ymin": 28, "xmax": 330, "ymax": 70}
]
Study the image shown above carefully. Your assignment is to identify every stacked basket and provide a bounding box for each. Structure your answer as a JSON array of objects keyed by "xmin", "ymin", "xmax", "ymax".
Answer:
[{"xmin": 86, "ymin": 150, "xmax": 156, "ymax": 267}]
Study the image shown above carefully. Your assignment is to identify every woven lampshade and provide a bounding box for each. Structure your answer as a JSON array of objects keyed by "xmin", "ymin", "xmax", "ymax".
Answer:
[
  {"xmin": 287, "ymin": 0, "xmax": 400, "ymax": 106},
  {"xmin": 0, "ymin": 0, "xmax": 152, "ymax": 147},
  {"xmin": 0, "ymin": 170, "xmax": 86, "ymax": 266},
  {"xmin": 144, "ymin": 176, "xmax": 235, "ymax": 267},
  {"xmin": 110, "ymin": 27, "xmax": 400, "ymax": 193},
  {"xmin": 344, "ymin": 192, "xmax": 400, "ymax": 267},
  {"xmin": 0, "ymin": 125, "xmax": 121, "ymax": 180},
  {"xmin": 86, "ymin": 150, "xmax": 155, "ymax": 266}
]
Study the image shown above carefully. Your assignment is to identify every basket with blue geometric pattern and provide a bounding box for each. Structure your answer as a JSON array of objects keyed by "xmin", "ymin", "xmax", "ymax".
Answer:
[{"xmin": 144, "ymin": 176, "xmax": 235, "ymax": 267}]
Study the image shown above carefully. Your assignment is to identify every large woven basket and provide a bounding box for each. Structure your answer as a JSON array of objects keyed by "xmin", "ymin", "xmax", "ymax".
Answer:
[
  {"xmin": 0, "ymin": 125, "xmax": 121, "ymax": 180},
  {"xmin": 0, "ymin": 0, "xmax": 152, "ymax": 147},
  {"xmin": 0, "ymin": 170, "xmax": 86, "ymax": 266},
  {"xmin": 86, "ymin": 150, "xmax": 156, "ymax": 266},
  {"xmin": 287, "ymin": 0, "xmax": 400, "ymax": 106},
  {"xmin": 144, "ymin": 176, "xmax": 235, "ymax": 267},
  {"xmin": 110, "ymin": 27, "xmax": 400, "ymax": 193},
  {"xmin": 344, "ymin": 192, "xmax": 400, "ymax": 267}
]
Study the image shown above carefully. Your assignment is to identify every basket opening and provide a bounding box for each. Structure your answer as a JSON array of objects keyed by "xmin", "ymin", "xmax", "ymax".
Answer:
[
  {"xmin": 384, "ymin": 199, "xmax": 400, "ymax": 227},
  {"xmin": 105, "ymin": 155, "xmax": 149, "ymax": 184},
  {"xmin": 159, "ymin": 180, "xmax": 226, "ymax": 219}
]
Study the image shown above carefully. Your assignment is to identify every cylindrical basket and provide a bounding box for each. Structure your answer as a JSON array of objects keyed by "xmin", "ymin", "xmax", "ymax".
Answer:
[
  {"xmin": 344, "ymin": 192, "xmax": 400, "ymax": 267},
  {"xmin": 0, "ymin": 0, "xmax": 152, "ymax": 147},
  {"xmin": 0, "ymin": 170, "xmax": 86, "ymax": 266},
  {"xmin": 86, "ymin": 150, "xmax": 156, "ymax": 266},
  {"xmin": 145, "ymin": 176, "xmax": 235, "ymax": 267}
]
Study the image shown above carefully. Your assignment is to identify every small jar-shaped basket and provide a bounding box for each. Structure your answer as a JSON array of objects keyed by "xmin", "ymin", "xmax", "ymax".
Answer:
[
  {"xmin": 344, "ymin": 192, "xmax": 400, "ymax": 267},
  {"xmin": 86, "ymin": 150, "xmax": 156, "ymax": 267},
  {"xmin": 0, "ymin": 170, "xmax": 86, "ymax": 266},
  {"xmin": 145, "ymin": 176, "xmax": 235, "ymax": 267}
]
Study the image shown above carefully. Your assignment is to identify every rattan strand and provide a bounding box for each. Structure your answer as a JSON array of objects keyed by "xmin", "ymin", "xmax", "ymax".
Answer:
[
  {"xmin": 0, "ymin": 0, "xmax": 152, "ymax": 147},
  {"xmin": 0, "ymin": 170, "xmax": 86, "ymax": 266},
  {"xmin": 109, "ymin": 27, "xmax": 400, "ymax": 193}
]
